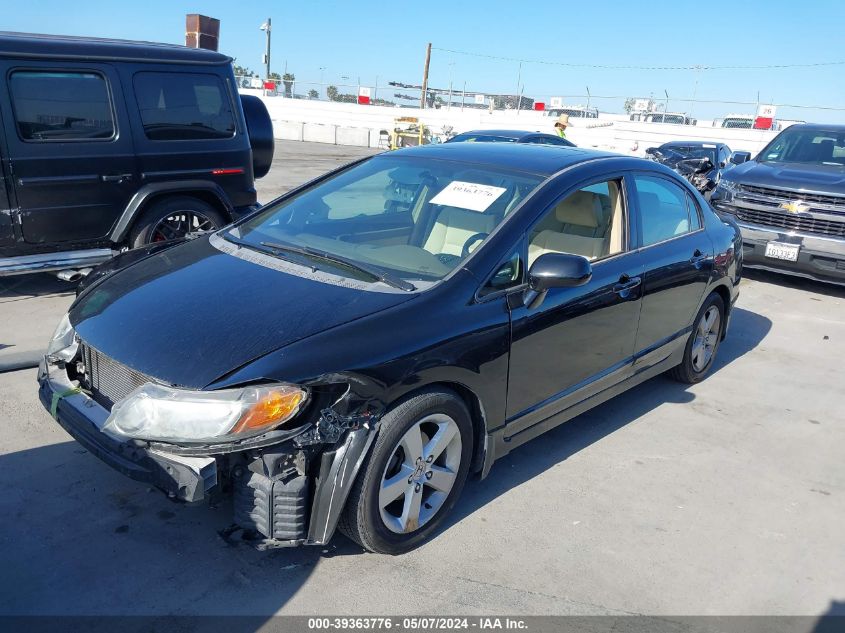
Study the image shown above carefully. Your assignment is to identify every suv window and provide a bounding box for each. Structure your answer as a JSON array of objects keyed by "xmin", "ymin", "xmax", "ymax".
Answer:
[
  {"xmin": 634, "ymin": 175, "xmax": 697, "ymax": 246},
  {"xmin": 9, "ymin": 71, "xmax": 114, "ymax": 141},
  {"xmin": 133, "ymin": 72, "xmax": 235, "ymax": 140},
  {"xmin": 528, "ymin": 180, "xmax": 625, "ymax": 267}
]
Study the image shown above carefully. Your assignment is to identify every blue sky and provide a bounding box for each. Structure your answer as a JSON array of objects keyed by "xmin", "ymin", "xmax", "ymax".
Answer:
[{"xmin": 5, "ymin": 0, "xmax": 845, "ymax": 122}]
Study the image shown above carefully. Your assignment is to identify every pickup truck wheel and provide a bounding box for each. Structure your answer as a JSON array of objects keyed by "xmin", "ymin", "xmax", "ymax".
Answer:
[
  {"xmin": 338, "ymin": 388, "xmax": 473, "ymax": 555},
  {"xmin": 669, "ymin": 292, "xmax": 725, "ymax": 384},
  {"xmin": 129, "ymin": 197, "xmax": 226, "ymax": 248}
]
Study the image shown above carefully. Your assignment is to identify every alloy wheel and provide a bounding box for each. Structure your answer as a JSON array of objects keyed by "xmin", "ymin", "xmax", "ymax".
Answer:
[
  {"xmin": 151, "ymin": 211, "xmax": 216, "ymax": 242},
  {"xmin": 691, "ymin": 306, "xmax": 721, "ymax": 372},
  {"xmin": 378, "ymin": 413, "xmax": 462, "ymax": 534}
]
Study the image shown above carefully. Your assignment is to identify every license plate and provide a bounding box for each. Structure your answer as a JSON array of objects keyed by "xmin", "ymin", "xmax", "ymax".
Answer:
[{"xmin": 764, "ymin": 241, "xmax": 800, "ymax": 262}]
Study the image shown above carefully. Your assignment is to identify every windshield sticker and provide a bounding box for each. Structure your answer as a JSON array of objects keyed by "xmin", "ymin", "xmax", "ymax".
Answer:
[{"xmin": 430, "ymin": 181, "xmax": 507, "ymax": 212}]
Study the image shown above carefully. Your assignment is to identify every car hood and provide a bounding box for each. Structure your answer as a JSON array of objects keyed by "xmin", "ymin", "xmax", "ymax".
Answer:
[
  {"xmin": 70, "ymin": 237, "xmax": 417, "ymax": 388},
  {"xmin": 726, "ymin": 160, "xmax": 845, "ymax": 195}
]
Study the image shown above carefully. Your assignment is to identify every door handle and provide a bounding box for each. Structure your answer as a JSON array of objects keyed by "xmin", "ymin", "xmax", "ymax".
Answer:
[
  {"xmin": 101, "ymin": 173, "xmax": 133, "ymax": 183},
  {"xmin": 613, "ymin": 275, "xmax": 642, "ymax": 296},
  {"xmin": 690, "ymin": 249, "xmax": 708, "ymax": 267}
]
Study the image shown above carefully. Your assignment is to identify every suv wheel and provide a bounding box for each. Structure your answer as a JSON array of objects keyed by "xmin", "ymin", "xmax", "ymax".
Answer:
[
  {"xmin": 669, "ymin": 292, "xmax": 725, "ymax": 384},
  {"xmin": 338, "ymin": 389, "xmax": 473, "ymax": 554},
  {"xmin": 129, "ymin": 196, "xmax": 226, "ymax": 248}
]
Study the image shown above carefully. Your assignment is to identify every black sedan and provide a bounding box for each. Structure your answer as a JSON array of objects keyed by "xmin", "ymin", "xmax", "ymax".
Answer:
[
  {"xmin": 39, "ymin": 143, "xmax": 741, "ymax": 554},
  {"xmin": 447, "ymin": 128, "xmax": 575, "ymax": 147}
]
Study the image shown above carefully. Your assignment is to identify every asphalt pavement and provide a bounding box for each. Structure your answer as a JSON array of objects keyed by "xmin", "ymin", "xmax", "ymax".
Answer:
[{"xmin": 0, "ymin": 141, "xmax": 843, "ymax": 620}]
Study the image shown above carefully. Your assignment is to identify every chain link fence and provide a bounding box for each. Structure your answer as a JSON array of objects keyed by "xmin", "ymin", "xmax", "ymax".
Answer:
[{"xmin": 236, "ymin": 69, "xmax": 845, "ymax": 130}]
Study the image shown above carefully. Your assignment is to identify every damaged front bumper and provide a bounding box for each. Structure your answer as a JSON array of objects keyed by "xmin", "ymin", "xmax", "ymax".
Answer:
[{"xmin": 37, "ymin": 357, "xmax": 378, "ymax": 546}]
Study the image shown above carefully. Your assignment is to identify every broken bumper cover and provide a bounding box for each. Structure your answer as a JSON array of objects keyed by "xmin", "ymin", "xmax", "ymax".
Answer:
[
  {"xmin": 37, "ymin": 358, "xmax": 379, "ymax": 546},
  {"xmin": 37, "ymin": 358, "xmax": 217, "ymax": 503}
]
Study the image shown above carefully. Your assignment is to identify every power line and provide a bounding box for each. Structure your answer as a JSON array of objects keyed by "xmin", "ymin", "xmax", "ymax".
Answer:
[
  {"xmin": 542, "ymin": 94, "xmax": 845, "ymax": 111},
  {"xmin": 432, "ymin": 47, "xmax": 845, "ymax": 71}
]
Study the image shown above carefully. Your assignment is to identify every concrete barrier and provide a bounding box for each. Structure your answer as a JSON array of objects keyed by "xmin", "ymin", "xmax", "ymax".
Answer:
[
  {"xmin": 336, "ymin": 126, "xmax": 371, "ymax": 147},
  {"xmin": 303, "ymin": 122, "xmax": 337, "ymax": 144},
  {"xmin": 273, "ymin": 120, "xmax": 303, "ymax": 141}
]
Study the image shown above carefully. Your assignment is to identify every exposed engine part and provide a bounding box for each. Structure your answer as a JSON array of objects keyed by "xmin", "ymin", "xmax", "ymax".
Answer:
[
  {"xmin": 294, "ymin": 407, "xmax": 378, "ymax": 447},
  {"xmin": 232, "ymin": 466, "xmax": 309, "ymax": 541}
]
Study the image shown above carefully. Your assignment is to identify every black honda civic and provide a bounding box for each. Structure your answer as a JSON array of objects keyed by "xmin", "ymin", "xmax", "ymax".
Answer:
[{"xmin": 39, "ymin": 142, "xmax": 741, "ymax": 554}]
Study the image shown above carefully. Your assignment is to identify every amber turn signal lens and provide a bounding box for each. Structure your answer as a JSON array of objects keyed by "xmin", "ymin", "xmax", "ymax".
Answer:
[{"xmin": 231, "ymin": 388, "xmax": 305, "ymax": 434}]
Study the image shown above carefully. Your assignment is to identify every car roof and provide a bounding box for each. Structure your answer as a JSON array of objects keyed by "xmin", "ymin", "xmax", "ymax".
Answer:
[
  {"xmin": 784, "ymin": 123, "xmax": 845, "ymax": 133},
  {"xmin": 455, "ymin": 129, "xmax": 550, "ymax": 139},
  {"xmin": 661, "ymin": 141, "xmax": 723, "ymax": 148},
  {"xmin": 391, "ymin": 142, "xmax": 620, "ymax": 176},
  {"xmin": 0, "ymin": 31, "xmax": 231, "ymax": 65}
]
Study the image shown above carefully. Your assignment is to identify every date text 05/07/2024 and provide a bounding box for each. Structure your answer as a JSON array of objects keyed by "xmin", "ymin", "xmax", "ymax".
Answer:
[{"xmin": 307, "ymin": 617, "xmax": 528, "ymax": 630}]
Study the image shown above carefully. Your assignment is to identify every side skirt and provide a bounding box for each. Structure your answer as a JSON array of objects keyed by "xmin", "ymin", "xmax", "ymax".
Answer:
[{"xmin": 483, "ymin": 341, "xmax": 686, "ymax": 474}]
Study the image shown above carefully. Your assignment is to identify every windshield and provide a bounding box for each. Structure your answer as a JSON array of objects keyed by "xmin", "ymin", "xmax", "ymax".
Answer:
[
  {"xmin": 226, "ymin": 155, "xmax": 544, "ymax": 284},
  {"xmin": 449, "ymin": 133, "xmax": 519, "ymax": 143},
  {"xmin": 759, "ymin": 128, "xmax": 845, "ymax": 167},
  {"xmin": 663, "ymin": 145, "xmax": 717, "ymax": 163},
  {"xmin": 722, "ymin": 118, "xmax": 753, "ymax": 129}
]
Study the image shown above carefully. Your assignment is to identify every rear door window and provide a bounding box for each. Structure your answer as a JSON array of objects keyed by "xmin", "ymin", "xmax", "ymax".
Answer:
[
  {"xmin": 634, "ymin": 175, "xmax": 697, "ymax": 246},
  {"xmin": 9, "ymin": 71, "xmax": 114, "ymax": 141},
  {"xmin": 133, "ymin": 72, "xmax": 235, "ymax": 140}
]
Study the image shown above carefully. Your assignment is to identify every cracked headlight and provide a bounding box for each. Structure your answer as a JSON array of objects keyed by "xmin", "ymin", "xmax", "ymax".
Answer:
[
  {"xmin": 46, "ymin": 313, "xmax": 79, "ymax": 363},
  {"xmin": 103, "ymin": 383, "xmax": 307, "ymax": 443}
]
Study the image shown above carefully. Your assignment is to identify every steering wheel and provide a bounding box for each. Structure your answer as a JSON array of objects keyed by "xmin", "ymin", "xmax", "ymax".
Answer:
[{"xmin": 461, "ymin": 232, "xmax": 489, "ymax": 258}]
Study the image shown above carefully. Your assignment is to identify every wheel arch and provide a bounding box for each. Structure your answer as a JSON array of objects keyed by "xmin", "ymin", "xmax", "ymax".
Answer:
[
  {"xmin": 109, "ymin": 181, "xmax": 234, "ymax": 244},
  {"xmin": 708, "ymin": 282, "xmax": 732, "ymax": 339},
  {"xmin": 384, "ymin": 380, "xmax": 489, "ymax": 475}
]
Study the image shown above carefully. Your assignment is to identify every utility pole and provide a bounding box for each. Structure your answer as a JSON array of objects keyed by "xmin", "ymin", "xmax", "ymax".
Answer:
[
  {"xmin": 447, "ymin": 61, "xmax": 454, "ymax": 111},
  {"xmin": 515, "ymin": 61, "xmax": 522, "ymax": 114},
  {"xmin": 461, "ymin": 81, "xmax": 466, "ymax": 112},
  {"xmin": 260, "ymin": 18, "xmax": 272, "ymax": 81},
  {"xmin": 420, "ymin": 42, "xmax": 431, "ymax": 109},
  {"xmin": 690, "ymin": 65, "xmax": 701, "ymax": 117}
]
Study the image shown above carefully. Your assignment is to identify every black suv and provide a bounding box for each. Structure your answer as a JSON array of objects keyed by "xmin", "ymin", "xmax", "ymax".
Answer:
[{"xmin": 0, "ymin": 32, "xmax": 273, "ymax": 277}]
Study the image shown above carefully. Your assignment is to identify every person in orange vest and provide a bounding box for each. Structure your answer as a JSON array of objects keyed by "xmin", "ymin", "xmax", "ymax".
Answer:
[{"xmin": 554, "ymin": 113, "xmax": 571, "ymax": 139}]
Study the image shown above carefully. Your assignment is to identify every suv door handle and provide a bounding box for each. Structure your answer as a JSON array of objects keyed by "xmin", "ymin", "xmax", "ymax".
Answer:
[
  {"xmin": 101, "ymin": 173, "xmax": 133, "ymax": 183},
  {"xmin": 613, "ymin": 275, "xmax": 641, "ymax": 297}
]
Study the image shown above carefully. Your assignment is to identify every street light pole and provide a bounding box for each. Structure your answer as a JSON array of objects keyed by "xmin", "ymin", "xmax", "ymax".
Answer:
[
  {"xmin": 260, "ymin": 18, "xmax": 272, "ymax": 81},
  {"xmin": 319, "ymin": 66, "xmax": 326, "ymax": 99}
]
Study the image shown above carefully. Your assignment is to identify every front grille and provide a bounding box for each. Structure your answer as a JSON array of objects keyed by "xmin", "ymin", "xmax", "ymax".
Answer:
[
  {"xmin": 80, "ymin": 344, "xmax": 152, "ymax": 409},
  {"xmin": 733, "ymin": 207, "xmax": 845, "ymax": 238},
  {"xmin": 736, "ymin": 184, "xmax": 845, "ymax": 213}
]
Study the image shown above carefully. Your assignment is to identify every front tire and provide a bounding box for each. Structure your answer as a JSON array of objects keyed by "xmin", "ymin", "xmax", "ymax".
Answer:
[
  {"xmin": 338, "ymin": 389, "xmax": 473, "ymax": 554},
  {"xmin": 669, "ymin": 292, "xmax": 725, "ymax": 384}
]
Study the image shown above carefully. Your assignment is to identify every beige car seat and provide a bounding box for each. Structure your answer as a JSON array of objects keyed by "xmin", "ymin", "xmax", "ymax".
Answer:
[
  {"xmin": 528, "ymin": 191, "xmax": 608, "ymax": 265},
  {"xmin": 424, "ymin": 207, "xmax": 497, "ymax": 257}
]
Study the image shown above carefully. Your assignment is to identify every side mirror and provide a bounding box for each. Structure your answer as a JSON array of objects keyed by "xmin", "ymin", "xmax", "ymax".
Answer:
[
  {"xmin": 525, "ymin": 252, "xmax": 592, "ymax": 308},
  {"xmin": 730, "ymin": 151, "xmax": 752, "ymax": 165}
]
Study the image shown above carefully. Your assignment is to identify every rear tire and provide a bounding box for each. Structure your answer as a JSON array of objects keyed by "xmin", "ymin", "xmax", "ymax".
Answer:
[
  {"xmin": 669, "ymin": 292, "xmax": 725, "ymax": 384},
  {"xmin": 128, "ymin": 196, "xmax": 226, "ymax": 248},
  {"xmin": 338, "ymin": 388, "xmax": 473, "ymax": 555}
]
